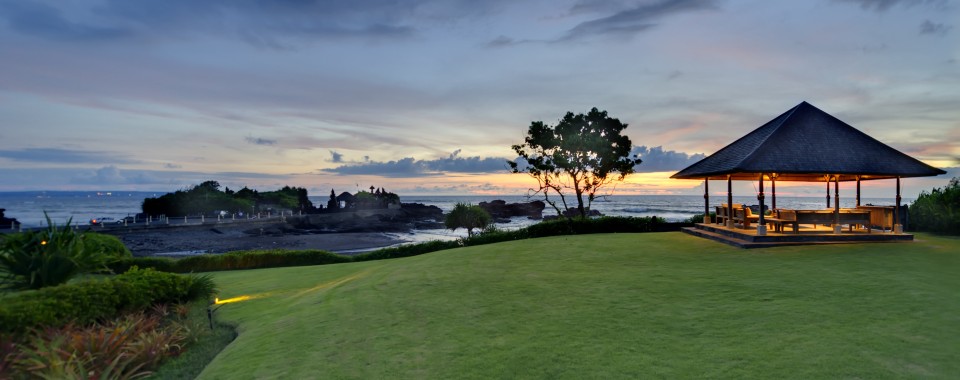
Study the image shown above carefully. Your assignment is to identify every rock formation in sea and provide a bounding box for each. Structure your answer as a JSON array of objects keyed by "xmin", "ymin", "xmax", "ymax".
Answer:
[{"xmin": 478, "ymin": 200, "xmax": 546, "ymax": 220}]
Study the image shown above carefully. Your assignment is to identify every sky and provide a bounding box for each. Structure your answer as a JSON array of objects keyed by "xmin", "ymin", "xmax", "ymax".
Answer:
[{"xmin": 0, "ymin": 0, "xmax": 957, "ymax": 200}]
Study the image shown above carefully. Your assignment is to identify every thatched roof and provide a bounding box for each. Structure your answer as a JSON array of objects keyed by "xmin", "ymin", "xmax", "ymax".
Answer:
[{"xmin": 671, "ymin": 101, "xmax": 946, "ymax": 181}]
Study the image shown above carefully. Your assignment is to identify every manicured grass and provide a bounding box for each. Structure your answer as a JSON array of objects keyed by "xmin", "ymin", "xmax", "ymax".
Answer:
[{"xmin": 199, "ymin": 232, "xmax": 960, "ymax": 379}]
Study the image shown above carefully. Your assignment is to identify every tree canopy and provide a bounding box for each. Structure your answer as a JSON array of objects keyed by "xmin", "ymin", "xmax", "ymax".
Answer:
[
  {"xmin": 509, "ymin": 107, "xmax": 642, "ymax": 219},
  {"xmin": 444, "ymin": 203, "xmax": 491, "ymax": 237}
]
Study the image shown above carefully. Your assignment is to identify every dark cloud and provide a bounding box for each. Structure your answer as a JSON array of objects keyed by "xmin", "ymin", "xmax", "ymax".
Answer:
[
  {"xmin": 163, "ymin": 163, "xmax": 183, "ymax": 169},
  {"xmin": 245, "ymin": 136, "xmax": 277, "ymax": 146},
  {"xmin": 630, "ymin": 146, "xmax": 705, "ymax": 172},
  {"xmin": 329, "ymin": 150, "xmax": 344, "ymax": 163},
  {"xmin": 0, "ymin": 0, "xmax": 512, "ymax": 47},
  {"xmin": 563, "ymin": 0, "xmax": 719, "ymax": 40},
  {"xmin": 0, "ymin": 148, "xmax": 136, "ymax": 165},
  {"xmin": 323, "ymin": 151, "xmax": 511, "ymax": 177},
  {"xmin": 0, "ymin": 1, "xmax": 133, "ymax": 41},
  {"xmin": 832, "ymin": 0, "xmax": 947, "ymax": 12},
  {"xmin": 920, "ymin": 20, "xmax": 952, "ymax": 36}
]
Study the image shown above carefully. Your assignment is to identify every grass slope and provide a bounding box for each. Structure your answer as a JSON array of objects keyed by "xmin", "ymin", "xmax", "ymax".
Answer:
[{"xmin": 199, "ymin": 232, "xmax": 960, "ymax": 379}]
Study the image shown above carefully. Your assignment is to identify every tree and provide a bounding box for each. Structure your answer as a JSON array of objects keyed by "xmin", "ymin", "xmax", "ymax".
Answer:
[
  {"xmin": 509, "ymin": 107, "xmax": 642, "ymax": 219},
  {"xmin": 445, "ymin": 203, "xmax": 491, "ymax": 237}
]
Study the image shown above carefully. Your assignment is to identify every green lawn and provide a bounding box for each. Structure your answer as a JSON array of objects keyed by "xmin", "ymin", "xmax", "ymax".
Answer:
[{"xmin": 199, "ymin": 232, "xmax": 960, "ymax": 379}]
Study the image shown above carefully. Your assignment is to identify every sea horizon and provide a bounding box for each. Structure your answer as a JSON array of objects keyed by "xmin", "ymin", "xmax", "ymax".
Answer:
[{"xmin": 1, "ymin": 190, "xmax": 913, "ymax": 229}]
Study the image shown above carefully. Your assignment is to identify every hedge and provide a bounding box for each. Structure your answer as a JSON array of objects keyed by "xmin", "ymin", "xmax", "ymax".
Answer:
[{"xmin": 0, "ymin": 267, "xmax": 214, "ymax": 335}]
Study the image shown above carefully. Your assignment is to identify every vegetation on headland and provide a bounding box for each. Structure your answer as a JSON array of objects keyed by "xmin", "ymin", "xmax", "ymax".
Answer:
[
  {"xmin": 141, "ymin": 180, "xmax": 314, "ymax": 217},
  {"xmin": 510, "ymin": 107, "xmax": 642, "ymax": 219},
  {"xmin": 909, "ymin": 176, "xmax": 959, "ymax": 235},
  {"xmin": 200, "ymin": 232, "xmax": 960, "ymax": 378}
]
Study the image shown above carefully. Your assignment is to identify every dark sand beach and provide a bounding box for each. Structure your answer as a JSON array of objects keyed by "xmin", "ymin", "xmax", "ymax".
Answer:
[{"xmin": 113, "ymin": 223, "xmax": 406, "ymax": 257}]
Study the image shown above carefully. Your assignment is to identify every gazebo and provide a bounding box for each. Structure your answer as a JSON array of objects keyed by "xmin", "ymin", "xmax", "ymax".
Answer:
[{"xmin": 672, "ymin": 101, "xmax": 945, "ymax": 245}]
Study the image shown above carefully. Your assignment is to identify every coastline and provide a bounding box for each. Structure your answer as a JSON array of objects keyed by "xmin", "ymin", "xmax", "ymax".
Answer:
[{"xmin": 112, "ymin": 224, "xmax": 408, "ymax": 257}]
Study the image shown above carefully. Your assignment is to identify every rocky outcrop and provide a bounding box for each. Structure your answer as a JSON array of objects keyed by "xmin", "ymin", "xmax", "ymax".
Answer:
[
  {"xmin": 478, "ymin": 200, "xmax": 546, "ymax": 220},
  {"xmin": 295, "ymin": 203, "xmax": 444, "ymax": 233},
  {"xmin": 0, "ymin": 208, "xmax": 20, "ymax": 229}
]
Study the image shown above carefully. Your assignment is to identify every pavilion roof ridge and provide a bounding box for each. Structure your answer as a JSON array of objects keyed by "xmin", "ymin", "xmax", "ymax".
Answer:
[{"xmin": 734, "ymin": 101, "xmax": 806, "ymax": 174}]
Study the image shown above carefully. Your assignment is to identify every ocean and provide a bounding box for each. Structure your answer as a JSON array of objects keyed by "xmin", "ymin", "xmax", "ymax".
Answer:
[{"xmin": 0, "ymin": 191, "xmax": 909, "ymax": 242}]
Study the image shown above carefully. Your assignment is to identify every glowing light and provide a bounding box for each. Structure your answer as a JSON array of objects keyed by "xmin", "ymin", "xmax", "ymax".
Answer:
[
  {"xmin": 214, "ymin": 295, "xmax": 253, "ymax": 305},
  {"xmin": 40, "ymin": 240, "xmax": 47, "ymax": 245}
]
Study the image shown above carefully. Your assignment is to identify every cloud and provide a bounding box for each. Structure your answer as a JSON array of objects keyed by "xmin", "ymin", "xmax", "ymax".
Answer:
[
  {"xmin": 0, "ymin": 148, "xmax": 136, "ymax": 165},
  {"xmin": 630, "ymin": 146, "xmax": 706, "ymax": 172},
  {"xmin": 70, "ymin": 166, "xmax": 163, "ymax": 185},
  {"xmin": 323, "ymin": 151, "xmax": 512, "ymax": 177},
  {"xmin": 245, "ymin": 136, "xmax": 277, "ymax": 146},
  {"xmin": 562, "ymin": 0, "xmax": 719, "ymax": 40},
  {"xmin": 0, "ymin": 1, "xmax": 133, "ymax": 41},
  {"xmin": 0, "ymin": 0, "xmax": 514, "ymax": 47},
  {"xmin": 832, "ymin": 0, "xmax": 947, "ymax": 12},
  {"xmin": 163, "ymin": 163, "xmax": 182, "ymax": 169},
  {"xmin": 919, "ymin": 20, "xmax": 952, "ymax": 36},
  {"xmin": 329, "ymin": 150, "xmax": 344, "ymax": 163}
]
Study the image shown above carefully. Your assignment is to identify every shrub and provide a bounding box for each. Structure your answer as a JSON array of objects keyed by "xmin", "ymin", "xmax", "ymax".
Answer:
[
  {"xmin": 83, "ymin": 232, "xmax": 133, "ymax": 260},
  {"xmin": 174, "ymin": 249, "xmax": 352, "ymax": 272},
  {"xmin": 0, "ymin": 215, "xmax": 111, "ymax": 290},
  {"xmin": 108, "ymin": 256, "xmax": 178, "ymax": 274},
  {"xmin": 909, "ymin": 177, "xmax": 960, "ymax": 235},
  {"xmin": 353, "ymin": 240, "xmax": 461, "ymax": 262},
  {"xmin": 0, "ymin": 267, "xmax": 210, "ymax": 335},
  {"xmin": 445, "ymin": 203, "xmax": 492, "ymax": 237},
  {"xmin": 2, "ymin": 307, "xmax": 194, "ymax": 379}
]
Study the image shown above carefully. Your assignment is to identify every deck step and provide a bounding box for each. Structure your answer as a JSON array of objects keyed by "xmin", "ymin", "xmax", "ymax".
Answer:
[{"xmin": 682, "ymin": 225, "xmax": 913, "ymax": 249}]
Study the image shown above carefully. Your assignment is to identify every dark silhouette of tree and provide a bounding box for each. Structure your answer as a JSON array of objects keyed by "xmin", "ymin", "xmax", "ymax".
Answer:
[{"xmin": 509, "ymin": 107, "xmax": 642, "ymax": 219}]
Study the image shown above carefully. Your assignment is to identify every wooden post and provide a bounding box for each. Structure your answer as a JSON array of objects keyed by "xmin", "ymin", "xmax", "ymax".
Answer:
[
  {"xmin": 703, "ymin": 179, "xmax": 710, "ymax": 224},
  {"xmin": 771, "ymin": 174, "xmax": 777, "ymax": 211},
  {"xmin": 826, "ymin": 176, "xmax": 831, "ymax": 208},
  {"xmin": 758, "ymin": 174, "xmax": 766, "ymax": 235},
  {"xmin": 856, "ymin": 176, "xmax": 861, "ymax": 207},
  {"xmin": 895, "ymin": 177, "xmax": 902, "ymax": 234},
  {"xmin": 834, "ymin": 175, "xmax": 841, "ymax": 234},
  {"xmin": 727, "ymin": 175, "xmax": 734, "ymax": 228}
]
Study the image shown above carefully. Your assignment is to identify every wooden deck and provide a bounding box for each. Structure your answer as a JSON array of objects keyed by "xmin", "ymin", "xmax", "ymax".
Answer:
[{"xmin": 682, "ymin": 223, "xmax": 913, "ymax": 249}]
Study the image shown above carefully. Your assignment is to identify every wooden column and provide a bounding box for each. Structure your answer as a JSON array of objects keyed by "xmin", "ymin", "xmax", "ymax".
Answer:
[
  {"xmin": 727, "ymin": 175, "xmax": 734, "ymax": 228},
  {"xmin": 826, "ymin": 176, "xmax": 831, "ymax": 208},
  {"xmin": 833, "ymin": 175, "xmax": 840, "ymax": 234},
  {"xmin": 895, "ymin": 177, "xmax": 902, "ymax": 234},
  {"xmin": 703, "ymin": 179, "xmax": 710, "ymax": 224},
  {"xmin": 771, "ymin": 175, "xmax": 777, "ymax": 211},
  {"xmin": 758, "ymin": 174, "xmax": 766, "ymax": 235},
  {"xmin": 856, "ymin": 176, "xmax": 861, "ymax": 207}
]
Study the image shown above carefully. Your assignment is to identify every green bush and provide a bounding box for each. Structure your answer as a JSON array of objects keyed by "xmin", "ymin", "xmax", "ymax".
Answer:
[
  {"xmin": 445, "ymin": 203, "xmax": 492, "ymax": 237},
  {"xmin": 107, "ymin": 256, "xmax": 178, "ymax": 274},
  {"xmin": 175, "ymin": 249, "xmax": 352, "ymax": 272},
  {"xmin": 83, "ymin": 232, "xmax": 133, "ymax": 260},
  {"xmin": 909, "ymin": 177, "xmax": 960, "ymax": 235},
  {"xmin": 0, "ymin": 216, "xmax": 111, "ymax": 290},
  {"xmin": 353, "ymin": 240, "xmax": 461, "ymax": 262},
  {"xmin": 0, "ymin": 267, "xmax": 210, "ymax": 335}
]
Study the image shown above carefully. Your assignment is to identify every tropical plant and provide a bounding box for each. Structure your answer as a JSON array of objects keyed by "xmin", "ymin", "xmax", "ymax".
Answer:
[
  {"xmin": 909, "ymin": 177, "xmax": 960, "ymax": 235},
  {"xmin": 445, "ymin": 203, "xmax": 492, "ymax": 237},
  {"xmin": 509, "ymin": 107, "xmax": 642, "ymax": 219},
  {"xmin": 0, "ymin": 215, "xmax": 110, "ymax": 290}
]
